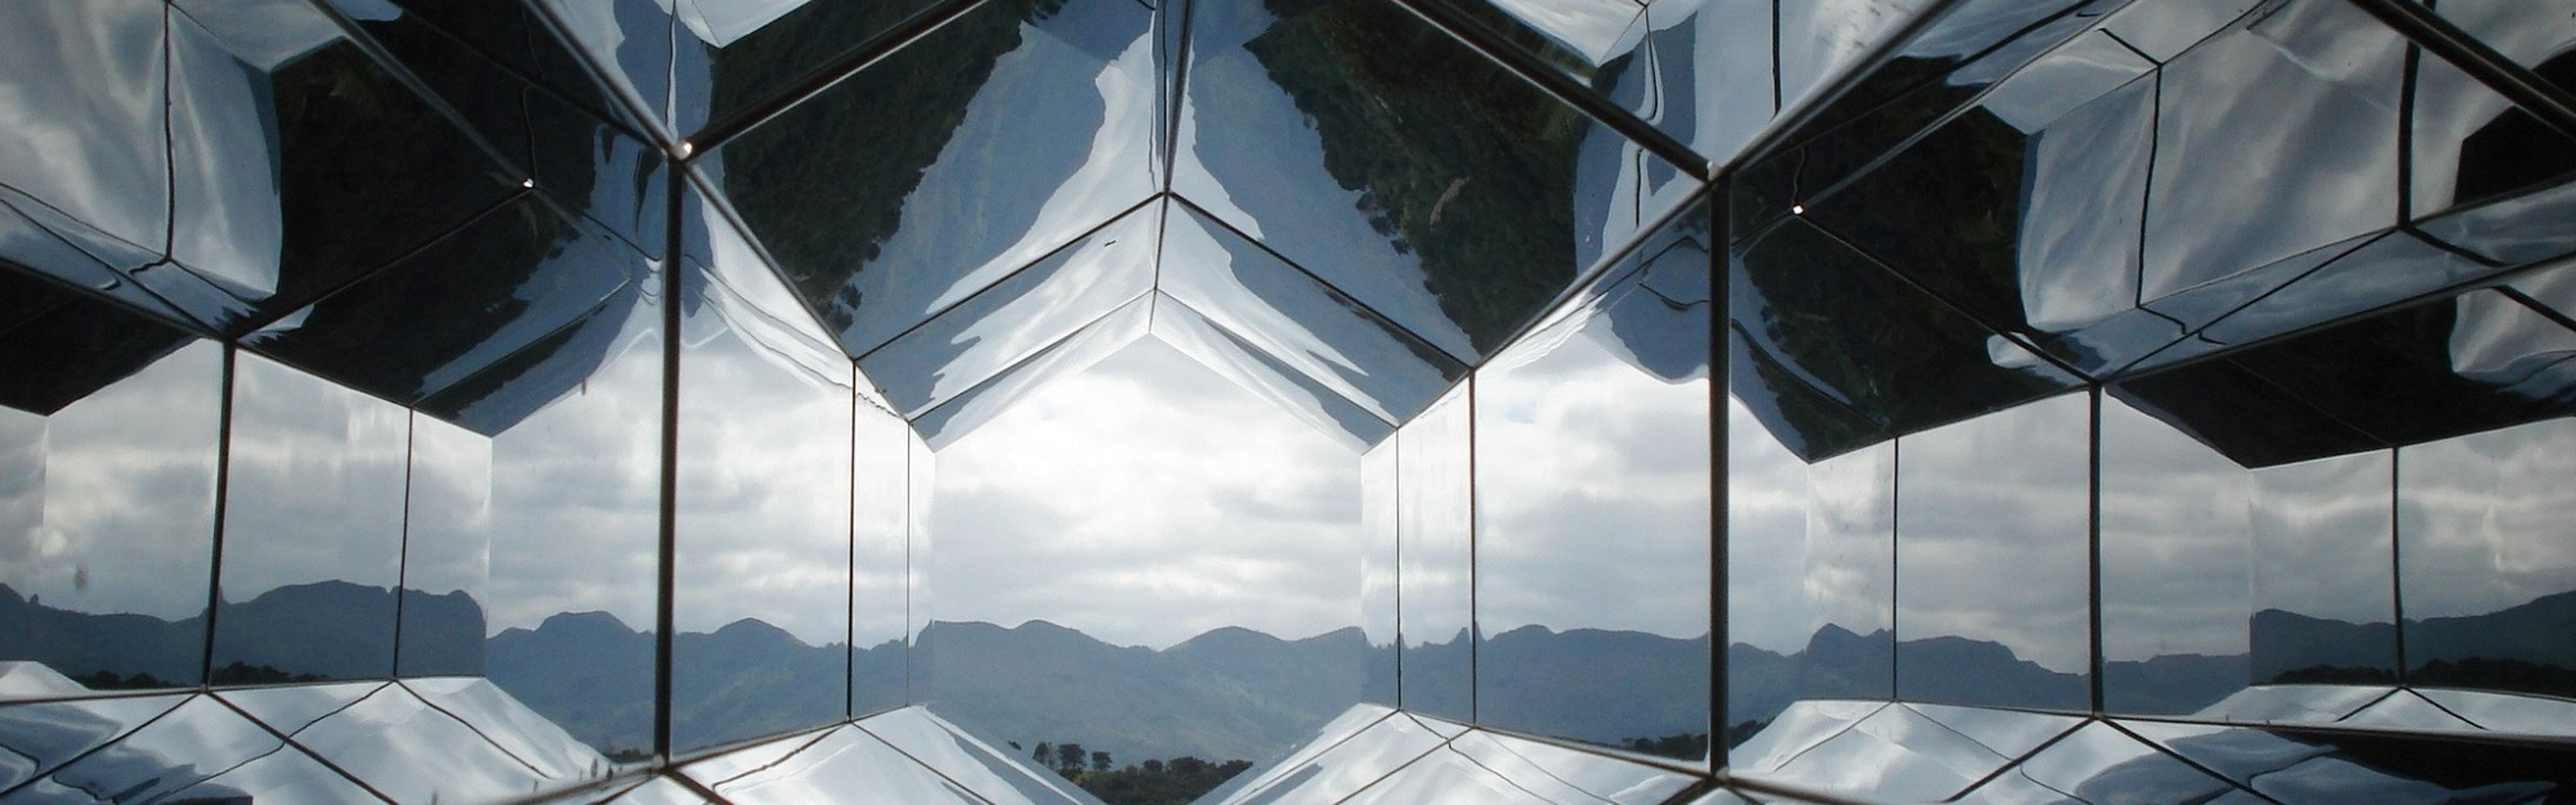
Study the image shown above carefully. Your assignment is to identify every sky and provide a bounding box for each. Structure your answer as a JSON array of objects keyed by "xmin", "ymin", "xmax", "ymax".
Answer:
[{"xmin": 927, "ymin": 337, "xmax": 1365, "ymax": 650}]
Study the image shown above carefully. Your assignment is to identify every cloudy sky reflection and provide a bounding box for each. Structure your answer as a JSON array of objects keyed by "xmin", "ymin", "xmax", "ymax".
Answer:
[{"xmin": 930, "ymin": 337, "xmax": 1364, "ymax": 649}]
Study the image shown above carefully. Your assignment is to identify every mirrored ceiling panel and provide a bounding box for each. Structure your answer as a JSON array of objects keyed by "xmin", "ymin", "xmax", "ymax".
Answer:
[
  {"xmin": 244, "ymin": 197, "xmax": 646, "ymax": 410},
  {"xmin": 672, "ymin": 0, "xmax": 956, "ymax": 134},
  {"xmin": 711, "ymin": 0, "xmax": 1166, "ymax": 359},
  {"xmin": 860, "ymin": 201, "xmax": 1160, "ymax": 419},
  {"xmin": 913, "ymin": 294, "xmax": 1154, "ymax": 448},
  {"xmin": 1158, "ymin": 202, "xmax": 1467, "ymax": 427},
  {"xmin": 1174, "ymin": 0, "xmax": 1694, "ymax": 362},
  {"xmin": 1150, "ymin": 293, "xmax": 1398, "ymax": 450}
]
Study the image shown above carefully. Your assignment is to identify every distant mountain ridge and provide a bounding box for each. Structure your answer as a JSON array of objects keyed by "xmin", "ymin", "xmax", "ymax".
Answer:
[{"xmin": 10, "ymin": 584, "xmax": 2573, "ymax": 763}]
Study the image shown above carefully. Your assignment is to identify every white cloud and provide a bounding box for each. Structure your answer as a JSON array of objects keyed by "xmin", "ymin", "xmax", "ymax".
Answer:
[{"xmin": 927, "ymin": 338, "xmax": 1363, "ymax": 649}]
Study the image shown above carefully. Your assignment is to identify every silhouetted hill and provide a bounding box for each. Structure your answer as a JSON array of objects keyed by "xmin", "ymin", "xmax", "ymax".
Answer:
[
  {"xmin": 920, "ymin": 620, "xmax": 1364, "ymax": 765},
  {"xmin": 1476, "ymin": 625, "xmax": 1709, "ymax": 746}
]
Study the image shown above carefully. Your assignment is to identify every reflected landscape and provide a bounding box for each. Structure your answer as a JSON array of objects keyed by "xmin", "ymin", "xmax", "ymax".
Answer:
[{"xmin": 6, "ymin": 0, "xmax": 2576, "ymax": 802}]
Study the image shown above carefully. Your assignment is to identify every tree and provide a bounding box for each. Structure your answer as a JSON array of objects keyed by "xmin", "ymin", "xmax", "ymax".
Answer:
[
  {"xmin": 1091, "ymin": 750, "xmax": 1112, "ymax": 772},
  {"xmin": 1034, "ymin": 742, "xmax": 1052, "ymax": 768},
  {"xmin": 1056, "ymin": 742, "xmax": 1087, "ymax": 776},
  {"xmin": 1141, "ymin": 759, "xmax": 1164, "ymax": 774}
]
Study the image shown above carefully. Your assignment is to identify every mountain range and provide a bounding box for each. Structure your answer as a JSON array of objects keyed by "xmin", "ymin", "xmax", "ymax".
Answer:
[{"xmin": 6, "ymin": 582, "xmax": 2572, "ymax": 766}]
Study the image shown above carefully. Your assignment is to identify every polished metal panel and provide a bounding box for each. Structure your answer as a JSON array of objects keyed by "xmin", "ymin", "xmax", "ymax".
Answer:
[
  {"xmin": 1894, "ymin": 393, "xmax": 2091, "ymax": 711},
  {"xmin": 0, "ymin": 290, "xmax": 220, "ymax": 691},
  {"xmin": 1397, "ymin": 384, "xmax": 1474, "ymax": 722},
  {"xmin": 1473, "ymin": 204, "xmax": 1711, "ymax": 760},
  {"xmin": 1174, "ymin": 0, "xmax": 1692, "ymax": 362},
  {"xmin": 670, "ymin": 204, "xmax": 859, "ymax": 750},
  {"xmin": 712, "ymin": 0, "xmax": 1166, "ymax": 359},
  {"xmin": 213, "ymin": 353, "xmax": 411, "ymax": 683}
]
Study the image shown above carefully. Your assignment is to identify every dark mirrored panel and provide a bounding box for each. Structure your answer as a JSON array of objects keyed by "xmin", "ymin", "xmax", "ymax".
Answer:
[
  {"xmin": 163, "ymin": 1, "xmax": 522, "ymax": 332},
  {"xmin": 852, "ymin": 400, "xmax": 912, "ymax": 717},
  {"xmin": 1175, "ymin": 0, "xmax": 1693, "ymax": 361},
  {"xmin": 671, "ymin": 219, "xmax": 857, "ymax": 752},
  {"xmin": 1797, "ymin": 34, "xmax": 2166, "ymax": 376},
  {"xmin": 0, "ymin": 287, "xmax": 220, "ymax": 693},
  {"xmin": 712, "ymin": 0, "xmax": 1164, "ymax": 357},
  {"xmin": 398, "ymin": 412, "xmax": 492, "ymax": 678},
  {"xmin": 2407, "ymin": 37, "xmax": 2576, "ymax": 223},
  {"xmin": 2397, "ymin": 418, "xmax": 2576, "ymax": 704},
  {"xmin": 859, "ymin": 202, "xmax": 1159, "ymax": 419},
  {"xmin": 672, "ymin": 0, "xmax": 954, "ymax": 134},
  {"xmin": 1732, "ymin": 217, "xmax": 2083, "ymax": 441},
  {"xmin": 1473, "ymin": 231, "xmax": 1711, "ymax": 762},
  {"xmin": 325, "ymin": 0, "xmax": 646, "ymax": 133},
  {"xmin": 2098, "ymin": 393, "xmax": 2252, "ymax": 716},
  {"xmin": 2220, "ymin": 285, "xmax": 2576, "ymax": 449},
  {"xmin": 306, "ymin": 0, "xmax": 669, "ymax": 256},
  {"xmin": 1893, "ymin": 392, "xmax": 2090, "ymax": 711},
  {"xmin": 245, "ymin": 196, "xmax": 647, "ymax": 408},
  {"xmin": 530, "ymin": 0, "xmax": 675, "ymax": 138},
  {"xmin": 423, "ymin": 278, "xmax": 664, "ymax": 760},
  {"xmin": 1360, "ymin": 436, "xmax": 1399, "ymax": 706},
  {"xmin": 2409, "ymin": 0, "xmax": 2576, "ymax": 235},
  {"xmin": 213, "ymin": 352, "xmax": 410, "ymax": 683},
  {"xmin": 1397, "ymin": 383, "xmax": 1474, "ymax": 722},
  {"xmin": 2140, "ymin": 0, "xmax": 2404, "ymax": 308},
  {"xmin": 2247, "ymin": 452, "xmax": 2398, "ymax": 691},
  {"xmin": 1726, "ymin": 0, "xmax": 2112, "ymax": 242}
]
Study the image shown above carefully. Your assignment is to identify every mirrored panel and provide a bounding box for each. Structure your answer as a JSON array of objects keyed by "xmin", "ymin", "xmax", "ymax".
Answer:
[
  {"xmin": 1158, "ymin": 202, "xmax": 1468, "ymax": 427},
  {"xmin": 671, "ymin": 214, "xmax": 857, "ymax": 752},
  {"xmin": 1360, "ymin": 436, "xmax": 1399, "ymax": 707},
  {"xmin": 1893, "ymin": 392, "xmax": 2090, "ymax": 711},
  {"xmin": 1174, "ymin": 0, "xmax": 1693, "ymax": 362},
  {"xmin": 2397, "ymin": 418, "xmax": 2576, "ymax": 703},
  {"xmin": 2099, "ymin": 393, "xmax": 2253, "ymax": 716},
  {"xmin": 530, "ymin": 0, "xmax": 675, "ymax": 138},
  {"xmin": 6, "ymin": 694, "xmax": 290, "ymax": 801},
  {"xmin": 1473, "ymin": 225, "xmax": 1711, "ymax": 762},
  {"xmin": 859, "ymin": 201, "xmax": 1160, "ymax": 419},
  {"xmin": 1398, "ymin": 383, "xmax": 1474, "ymax": 722},
  {"xmin": 699, "ymin": 254, "xmax": 867, "ymax": 705},
  {"xmin": 1726, "ymin": 419, "xmax": 1895, "ymax": 753},
  {"xmin": 1730, "ymin": 217, "xmax": 2083, "ymax": 440},
  {"xmin": 0, "ymin": 287, "xmax": 220, "ymax": 693},
  {"xmin": 243, "ymin": 196, "xmax": 648, "ymax": 408},
  {"xmin": 1795, "ymin": 31, "xmax": 2165, "ymax": 376},
  {"xmin": 2247, "ymin": 452, "xmax": 2398, "ymax": 690},
  {"xmin": 710, "ymin": 0, "xmax": 1165, "ymax": 357},
  {"xmin": 425, "ymin": 274, "xmax": 665, "ymax": 761},
  {"xmin": 2139, "ymin": 0, "xmax": 2404, "ymax": 307},
  {"xmin": 0, "ymin": 0, "xmax": 168, "ymax": 258},
  {"xmin": 1149, "ymin": 292, "xmax": 1397, "ymax": 450},
  {"xmin": 852, "ymin": 399, "xmax": 912, "ymax": 717},
  {"xmin": 920, "ymin": 335, "xmax": 1365, "ymax": 774},
  {"xmin": 671, "ymin": 0, "xmax": 951, "ymax": 134},
  {"xmin": 163, "ymin": 0, "xmax": 523, "ymax": 332},
  {"xmin": 308, "ymin": 0, "xmax": 670, "ymax": 258},
  {"xmin": 213, "ymin": 352, "xmax": 411, "ymax": 683},
  {"xmin": 397, "ymin": 413, "xmax": 492, "ymax": 678}
]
